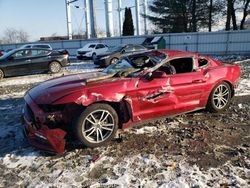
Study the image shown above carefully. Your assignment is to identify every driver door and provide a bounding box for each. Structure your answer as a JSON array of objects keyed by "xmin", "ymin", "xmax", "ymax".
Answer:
[
  {"xmin": 133, "ymin": 72, "xmax": 177, "ymax": 121},
  {"xmin": 5, "ymin": 49, "xmax": 32, "ymax": 76},
  {"xmin": 131, "ymin": 57, "xmax": 206, "ymax": 122}
]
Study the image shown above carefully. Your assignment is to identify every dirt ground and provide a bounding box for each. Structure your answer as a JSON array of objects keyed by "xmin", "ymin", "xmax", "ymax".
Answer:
[{"xmin": 0, "ymin": 59, "xmax": 249, "ymax": 187}]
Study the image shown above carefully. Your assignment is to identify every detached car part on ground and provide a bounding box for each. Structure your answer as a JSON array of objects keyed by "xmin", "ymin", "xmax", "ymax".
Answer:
[
  {"xmin": 94, "ymin": 44, "xmax": 147, "ymax": 67},
  {"xmin": 0, "ymin": 48, "xmax": 69, "ymax": 79},
  {"xmin": 23, "ymin": 50, "xmax": 241, "ymax": 154}
]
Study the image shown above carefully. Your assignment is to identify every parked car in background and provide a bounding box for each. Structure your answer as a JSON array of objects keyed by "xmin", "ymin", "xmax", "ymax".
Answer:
[
  {"xmin": 0, "ymin": 48, "xmax": 69, "ymax": 79},
  {"xmin": 22, "ymin": 49, "xmax": 240, "ymax": 153},
  {"xmin": 77, "ymin": 43, "xmax": 108, "ymax": 60},
  {"xmin": 19, "ymin": 43, "xmax": 52, "ymax": 50},
  {"xmin": 94, "ymin": 44, "xmax": 147, "ymax": 67},
  {"xmin": 0, "ymin": 50, "xmax": 4, "ymax": 57}
]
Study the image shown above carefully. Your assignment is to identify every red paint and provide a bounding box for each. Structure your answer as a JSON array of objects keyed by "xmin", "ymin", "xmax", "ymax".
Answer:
[{"xmin": 23, "ymin": 50, "xmax": 241, "ymax": 153}]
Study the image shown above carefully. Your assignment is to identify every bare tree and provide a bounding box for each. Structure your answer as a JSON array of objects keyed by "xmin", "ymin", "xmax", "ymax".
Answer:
[
  {"xmin": 225, "ymin": 0, "xmax": 250, "ymax": 30},
  {"xmin": 1, "ymin": 28, "xmax": 29, "ymax": 44},
  {"xmin": 17, "ymin": 29, "xmax": 30, "ymax": 43},
  {"xmin": 240, "ymin": 0, "xmax": 250, "ymax": 29},
  {"xmin": 226, "ymin": 0, "xmax": 233, "ymax": 30},
  {"xmin": 231, "ymin": 0, "xmax": 238, "ymax": 30}
]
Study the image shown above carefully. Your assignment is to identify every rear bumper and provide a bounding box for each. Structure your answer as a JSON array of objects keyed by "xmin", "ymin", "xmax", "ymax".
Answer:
[{"xmin": 23, "ymin": 94, "xmax": 66, "ymax": 154}]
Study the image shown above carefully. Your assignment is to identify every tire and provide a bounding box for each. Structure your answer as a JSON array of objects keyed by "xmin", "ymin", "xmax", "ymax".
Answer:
[
  {"xmin": 49, "ymin": 61, "xmax": 62, "ymax": 73},
  {"xmin": 206, "ymin": 82, "xmax": 232, "ymax": 113},
  {"xmin": 110, "ymin": 58, "xmax": 118, "ymax": 65},
  {"xmin": 77, "ymin": 56, "xmax": 83, "ymax": 60},
  {"xmin": 92, "ymin": 53, "xmax": 97, "ymax": 60},
  {"xmin": 74, "ymin": 103, "xmax": 118, "ymax": 148},
  {"xmin": 0, "ymin": 69, "xmax": 4, "ymax": 79}
]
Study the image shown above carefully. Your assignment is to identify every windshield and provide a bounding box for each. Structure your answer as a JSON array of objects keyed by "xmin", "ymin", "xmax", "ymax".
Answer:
[
  {"xmin": 0, "ymin": 49, "xmax": 16, "ymax": 59},
  {"xmin": 102, "ymin": 51, "xmax": 168, "ymax": 78},
  {"xmin": 103, "ymin": 58, "xmax": 133, "ymax": 74},
  {"xmin": 107, "ymin": 46, "xmax": 123, "ymax": 53}
]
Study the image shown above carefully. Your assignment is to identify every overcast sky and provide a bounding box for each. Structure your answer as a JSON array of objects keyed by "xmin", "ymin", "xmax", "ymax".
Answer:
[{"xmin": 0, "ymin": 0, "xmax": 137, "ymax": 41}]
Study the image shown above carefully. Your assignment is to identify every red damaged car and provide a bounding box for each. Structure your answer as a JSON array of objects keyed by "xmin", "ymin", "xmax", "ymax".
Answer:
[{"xmin": 23, "ymin": 50, "xmax": 241, "ymax": 153}]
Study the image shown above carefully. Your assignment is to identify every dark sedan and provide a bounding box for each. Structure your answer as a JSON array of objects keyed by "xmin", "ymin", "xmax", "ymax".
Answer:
[
  {"xmin": 0, "ymin": 48, "xmax": 70, "ymax": 79},
  {"xmin": 94, "ymin": 44, "xmax": 147, "ymax": 67}
]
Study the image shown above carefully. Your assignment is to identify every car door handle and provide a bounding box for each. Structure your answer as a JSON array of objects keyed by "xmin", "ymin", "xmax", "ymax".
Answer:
[
  {"xmin": 25, "ymin": 59, "xmax": 31, "ymax": 62},
  {"xmin": 192, "ymin": 79, "xmax": 205, "ymax": 83}
]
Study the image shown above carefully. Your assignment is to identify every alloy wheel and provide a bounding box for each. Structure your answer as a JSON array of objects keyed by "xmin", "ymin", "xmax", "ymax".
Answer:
[
  {"xmin": 82, "ymin": 110, "xmax": 115, "ymax": 143},
  {"xmin": 212, "ymin": 84, "xmax": 230, "ymax": 109},
  {"xmin": 50, "ymin": 62, "xmax": 61, "ymax": 73}
]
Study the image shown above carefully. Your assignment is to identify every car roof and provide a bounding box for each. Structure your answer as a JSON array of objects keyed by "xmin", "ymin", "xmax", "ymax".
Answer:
[
  {"xmin": 13, "ymin": 48, "xmax": 52, "ymax": 52},
  {"xmin": 125, "ymin": 49, "xmax": 198, "ymax": 60},
  {"xmin": 85, "ymin": 43, "xmax": 104, "ymax": 45},
  {"xmin": 26, "ymin": 43, "xmax": 50, "ymax": 45},
  {"xmin": 159, "ymin": 49, "xmax": 198, "ymax": 58},
  {"xmin": 22, "ymin": 43, "xmax": 51, "ymax": 46}
]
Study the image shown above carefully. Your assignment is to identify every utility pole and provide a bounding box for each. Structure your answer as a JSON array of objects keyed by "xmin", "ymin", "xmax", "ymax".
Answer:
[
  {"xmin": 84, "ymin": 0, "xmax": 91, "ymax": 38},
  {"xmin": 105, "ymin": 0, "xmax": 114, "ymax": 37},
  {"xmin": 89, "ymin": 0, "xmax": 97, "ymax": 38},
  {"xmin": 65, "ymin": 0, "xmax": 73, "ymax": 40},
  {"xmin": 135, "ymin": 0, "xmax": 141, "ymax": 35},
  {"xmin": 118, "ymin": 0, "xmax": 122, "ymax": 36},
  {"xmin": 143, "ymin": 0, "xmax": 148, "ymax": 35}
]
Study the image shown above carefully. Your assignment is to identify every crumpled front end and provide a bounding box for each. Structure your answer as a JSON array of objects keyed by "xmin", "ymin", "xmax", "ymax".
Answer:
[{"xmin": 23, "ymin": 94, "xmax": 67, "ymax": 154}]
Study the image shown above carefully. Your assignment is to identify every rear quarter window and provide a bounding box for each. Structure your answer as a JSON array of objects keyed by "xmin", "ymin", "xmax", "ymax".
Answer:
[{"xmin": 198, "ymin": 58, "xmax": 209, "ymax": 68}]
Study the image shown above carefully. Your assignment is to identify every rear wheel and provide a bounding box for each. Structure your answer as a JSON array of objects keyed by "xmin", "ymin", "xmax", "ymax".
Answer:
[
  {"xmin": 0, "ymin": 69, "xmax": 4, "ymax": 79},
  {"xmin": 74, "ymin": 103, "xmax": 118, "ymax": 148},
  {"xmin": 49, "ymin": 61, "xmax": 61, "ymax": 73},
  {"xmin": 110, "ymin": 58, "xmax": 118, "ymax": 65},
  {"xmin": 206, "ymin": 82, "xmax": 232, "ymax": 113},
  {"xmin": 92, "ymin": 53, "xmax": 97, "ymax": 60}
]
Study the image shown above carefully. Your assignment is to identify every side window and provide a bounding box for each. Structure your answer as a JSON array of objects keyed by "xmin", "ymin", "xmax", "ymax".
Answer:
[
  {"xmin": 168, "ymin": 57, "xmax": 194, "ymax": 74},
  {"xmin": 96, "ymin": 44, "xmax": 105, "ymax": 49},
  {"xmin": 89, "ymin": 44, "xmax": 96, "ymax": 48},
  {"xmin": 158, "ymin": 62, "xmax": 176, "ymax": 75},
  {"xmin": 198, "ymin": 58, "xmax": 209, "ymax": 68},
  {"xmin": 12, "ymin": 50, "xmax": 31, "ymax": 58},
  {"xmin": 134, "ymin": 45, "xmax": 145, "ymax": 51},
  {"xmin": 124, "ymin": 46, "xmax": 134, "ymax": 53},
  {"xmin": 30, "ymin": 50, "xmax": 49, "ymax": 56},
  {"xmin": 34, "ymin": 45, "xmax": 49, "ymax": 49}
]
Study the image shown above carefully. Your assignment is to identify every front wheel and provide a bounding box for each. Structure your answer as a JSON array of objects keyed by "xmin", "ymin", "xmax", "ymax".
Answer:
[
  {"xmin": 92, "ymin": 53, "xmax": 97, "ymax": 60},
  {"xmin": 206, "ymin": 82, "xmax": 232, "ymax": 113},
  {"xmin": 49, "ymin": 61, "xmax": 62, "ymax": 73},
  {"xmin": 74, "ymin": 103, "xmax": 118, "ymax": 148},
  {"xmin": 0, "ymin": 69, "xmax": 4, "ymax": 79},
  {"xmin": 110, "ymin": 58, "xmax": 118, "ymax": 65}
]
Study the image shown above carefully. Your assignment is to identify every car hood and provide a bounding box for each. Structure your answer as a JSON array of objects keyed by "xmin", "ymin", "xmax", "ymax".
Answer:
[
  {"xmin": 78, "ymin": 47, "xmax": 92, "ymax": 52},
  {"xmin": 28, "ymin": 72, "xmax": 114, "ymax": 104}
]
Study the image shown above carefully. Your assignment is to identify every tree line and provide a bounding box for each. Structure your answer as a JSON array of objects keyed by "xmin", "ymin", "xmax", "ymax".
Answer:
[
  {"xmin": 0, "ymin": 28, "xmax": 29, "ymax": 44},
  {"xmin": 147, "ymin": 0, "xmax": 250, "ymax": 33}
]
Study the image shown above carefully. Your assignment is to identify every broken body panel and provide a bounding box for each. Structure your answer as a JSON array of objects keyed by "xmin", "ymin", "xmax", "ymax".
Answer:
[{"xmin": 23, "ymin": 50, "xmax": 241, "ymax": 153}]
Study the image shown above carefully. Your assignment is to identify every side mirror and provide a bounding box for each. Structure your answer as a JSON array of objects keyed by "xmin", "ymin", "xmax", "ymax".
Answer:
[
  {"xmin": 144, "ymin": 71, "xmax": 167, "ymax": 80},
  {"xmin": 151, "ymin": 71, "xmax": 168, "ymax": 79},
  {"xmin": 144, "ymin": 72, "xmax": 153, "ymax": 80}
]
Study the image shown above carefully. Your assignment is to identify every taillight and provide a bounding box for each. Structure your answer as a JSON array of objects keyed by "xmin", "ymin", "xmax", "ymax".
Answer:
[{"xmin": 64, "ymin": 51, "xmax": 69, "ymax": 55}]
